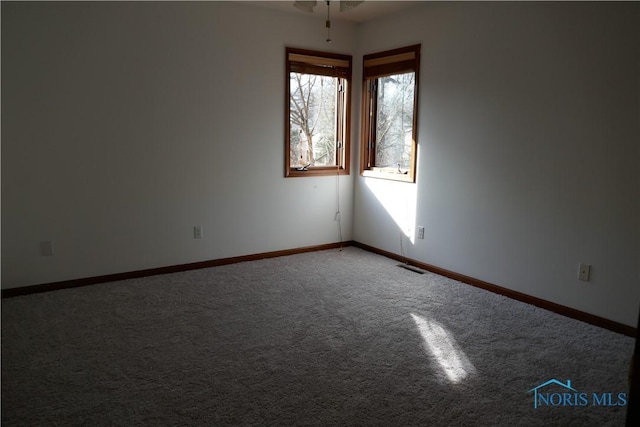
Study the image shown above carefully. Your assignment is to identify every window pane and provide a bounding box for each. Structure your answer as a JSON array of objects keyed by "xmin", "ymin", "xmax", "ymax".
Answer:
[
  {"xmin": 289, "ymin": 73, "xmax": 337, "ymax": 169},
  {"xmin": 375, "ymin": 72, "xmax": 415, "ymax": 171}
]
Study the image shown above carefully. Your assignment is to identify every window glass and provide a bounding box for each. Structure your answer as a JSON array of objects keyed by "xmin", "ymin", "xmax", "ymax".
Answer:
[
  {"xmin": 375, "ymin": 72, "xmax": 415, "ymax": 172},
  {"xmin": 289, "ymin": 73, "xmax": 338, "ymax": 169}
]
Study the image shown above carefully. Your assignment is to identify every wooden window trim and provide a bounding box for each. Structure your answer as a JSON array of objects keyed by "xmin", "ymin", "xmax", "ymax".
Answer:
[
  {"xmin": 286, "ymin": 47, "xmax": 352, "ymax": 178},
  {"xmin": 360, "ymin": 44, "xmax": 420, "ymax": 183}
]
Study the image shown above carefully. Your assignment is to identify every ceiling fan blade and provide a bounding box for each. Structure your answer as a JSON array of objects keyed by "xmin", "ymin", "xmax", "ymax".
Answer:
[
  {"xmin": 339, "ymin": 1, "xmax": 364, "ymax": 12},
  {"xmin": 293, "ymin": 1, "xmax": 318, "ymax": 13}
]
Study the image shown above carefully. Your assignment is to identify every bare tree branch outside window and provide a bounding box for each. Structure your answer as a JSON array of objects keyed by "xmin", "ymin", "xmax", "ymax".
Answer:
[
  {"xmin": 375, "ymin": 72, "xmax": 415, "ymax": 170},
  {"xmin": 290, "ymin": 73, "xmax": 337, "ymax": 168}
]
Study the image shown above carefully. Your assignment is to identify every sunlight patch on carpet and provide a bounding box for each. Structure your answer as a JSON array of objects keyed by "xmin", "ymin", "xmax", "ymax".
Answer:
[{"xmin": 411, "ymin": 313, "xmax": 476, "ymax": 384}]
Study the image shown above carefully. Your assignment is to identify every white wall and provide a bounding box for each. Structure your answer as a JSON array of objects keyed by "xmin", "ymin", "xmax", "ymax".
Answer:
[
  {"xmin": 3, "ymin": 1, "xmax": 638, "ymax": 328},
  {"xmin": 1, "ymin": 1, "xmax": 356, "ymax": 288},
  {"xmin": 354, "ymin": 2, "xmax": 640, "ymax": 326}
]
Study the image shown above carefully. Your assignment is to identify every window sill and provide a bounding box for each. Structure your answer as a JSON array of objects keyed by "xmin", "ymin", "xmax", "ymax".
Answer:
[
  {"xmin": 286, "ymin": 167, "xmax": 349, "ymax": 178},
  {"xmin": 361, "ymin": 168, "xmax": 414, "ymax": 183}
]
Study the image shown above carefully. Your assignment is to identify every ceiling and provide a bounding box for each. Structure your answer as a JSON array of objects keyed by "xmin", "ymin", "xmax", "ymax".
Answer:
[{"xmin": 243, "ymin": 1, "xmax": 423, "ymax": 24}]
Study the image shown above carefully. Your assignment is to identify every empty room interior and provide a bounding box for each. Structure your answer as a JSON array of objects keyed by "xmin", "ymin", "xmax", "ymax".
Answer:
[{"xmin": 2, "ymin": 1, "xmax": 639, "ymax": 425}]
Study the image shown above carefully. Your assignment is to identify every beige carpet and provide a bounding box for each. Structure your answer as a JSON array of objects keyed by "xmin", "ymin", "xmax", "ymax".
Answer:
[{"xmin": 1, "ymin": 247, "xmax": 634, "ymax": 425}]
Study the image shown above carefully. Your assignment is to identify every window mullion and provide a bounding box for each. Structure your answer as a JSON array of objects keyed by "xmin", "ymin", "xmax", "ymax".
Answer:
[
  {"xmin": 336, "ymin": 80, "xmax": 343, "ymax": 167},
  {"xmin": 368, "ymin": 79, "xmax": 377, "ymax": 168}
]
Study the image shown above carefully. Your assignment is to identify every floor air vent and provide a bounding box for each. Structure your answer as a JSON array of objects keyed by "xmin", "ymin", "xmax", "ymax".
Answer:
[{"xmin": 397, "ymin": 264, "xmax": 425, "ymax": 274}]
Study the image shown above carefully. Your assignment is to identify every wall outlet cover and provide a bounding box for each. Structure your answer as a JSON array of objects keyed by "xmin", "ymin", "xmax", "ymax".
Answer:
[
  {"xmin": 579, "ymin": 263, "xmax": 591, "ymax": 281},
  {"xmin": 40, "ymin": 241, "xmax": 54, "ymax": 256}
]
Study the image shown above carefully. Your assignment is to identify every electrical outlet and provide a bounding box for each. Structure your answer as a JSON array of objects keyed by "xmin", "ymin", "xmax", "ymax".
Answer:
[
  {"xmin": 194, "ymin": 226, "xmax": 203, "ymax": 239},
  {"xmin": 40, "ymin": 240, "xmax": 54, "ymax": 256},
  {"xmin": 417, "ymin": 226, "xmax": 425, "ymax": 240},
  {"xmin": 578, "ymin": 263, "xmax": 590, "ymax": 281}
]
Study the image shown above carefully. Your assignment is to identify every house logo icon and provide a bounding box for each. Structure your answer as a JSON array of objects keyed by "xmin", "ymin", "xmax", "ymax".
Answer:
[{"xmin": 527, "ymin": 379, "xmax": 578, "ymax": 409}]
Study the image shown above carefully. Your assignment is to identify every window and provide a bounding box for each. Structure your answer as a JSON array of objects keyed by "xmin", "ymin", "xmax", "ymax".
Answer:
[
  {"xmin": 361, "ymin": 45, "xmax": 420, "ymax": 182},
  {"xmin": 286, "ymin": 48, "xmax": 352, "ymax": 177}
]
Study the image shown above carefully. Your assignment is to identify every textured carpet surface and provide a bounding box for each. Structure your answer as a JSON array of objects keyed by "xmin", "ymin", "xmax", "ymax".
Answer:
[{"xmin": 1, "ymin": 247, "xmax": 634, "ymax": 426}]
